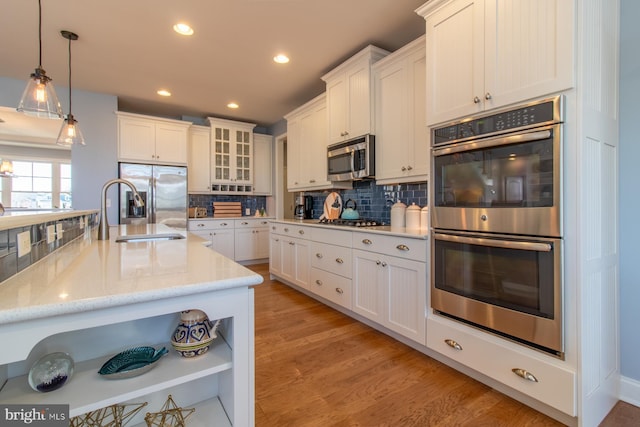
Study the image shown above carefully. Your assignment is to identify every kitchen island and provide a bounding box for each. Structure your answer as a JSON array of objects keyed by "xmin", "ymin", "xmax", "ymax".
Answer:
[{"xmin": 0, "ymin": 219, "xmax": 263, "ymax": 426}]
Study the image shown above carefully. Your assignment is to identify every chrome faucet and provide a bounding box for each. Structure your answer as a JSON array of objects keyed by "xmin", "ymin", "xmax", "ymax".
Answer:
[{"xmin": 97, "ymin": 178, "xmax": 144, "ymax": 240}]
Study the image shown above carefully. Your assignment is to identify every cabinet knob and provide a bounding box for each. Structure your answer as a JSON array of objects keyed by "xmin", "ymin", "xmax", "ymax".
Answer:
[
  {"xmin": 299, "ymin": 230, "xmax": 305, "ymax": 235},
  {"xmin": 241, "ymin": 221, "xmax": 249, "ymax": 225},
  {"xmin": 316, "ymin": 253, "xmax": 323, "ymax": 259},
  {"xmin": 284, "ymin": 227, "xmax": 289, "ymax": 232},
  {"xmin": 197, "ymin": 223, "xmax": 205, "ymax": 227},
  {"xmin": 289, "ymin": 242, "xmax": 295, "ymax": 246},
  {"xmin": 444, "ymin": 339, "xmax": 463, "ymax": 351},
  {"xmin": 396, "ymin": 244, "xmax": 410, "ymax": 251},
  {"xmin": 221, "ymin": 222, "xmax": 228, "ymax": 226},
  {"xmin": 335, "ymin": 287, "xmax": 344, "ymax": 294},
  {"xmin": 309, "ymin": 179, "xmax": 316, "ymax": 183},
  {"xmin": 485, "ymin": 92, "xmax": 492, "ymax": 100},
  {"xmin": 401, "ymin": 166, "xmax": 406, "ymax": 171},
  {"xmin": 512, "ymin": 368, "xmax": 538, "ymax": 383},
  {"xmin": 272, "ymin": 226, "xmax": 276, "ymax": 230},
  {"xmin": 376, "ymin": 260, "xmax": 381, "ymax": 265},
  {"xmin": 473, "ymin": 96, "xmax": 481, "ymax": 104},
  {"xmin": 362, "ymin": 239, "xmax": 372, "ymax": 245},
  {"xmin": 335, "ymin": 258, "xmax": 343, "ymax": 264},
  {"xmin": 261, "ymin": 221, "xmax": 268, "ymax": 225},
  {"xmin": 315, "ymin": 279, "xmax": 323, "ymax": 286},
  {"xmin": 407, "ymin": 165, "xmax": 413, "ymax": 171},
  {"xmin": 381, "ymin": 261, "xmax": 387, "ymax": 267}
]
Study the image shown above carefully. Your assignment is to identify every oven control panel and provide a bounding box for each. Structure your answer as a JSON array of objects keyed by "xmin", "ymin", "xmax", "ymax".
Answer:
[{"xmin": 432, "ymin": 96, "xmax": 562, "ymax": 145}]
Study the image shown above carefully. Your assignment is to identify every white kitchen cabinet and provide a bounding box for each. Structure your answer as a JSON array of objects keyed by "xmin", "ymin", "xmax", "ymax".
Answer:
[
  {"xmin": 187, "ymin": 125, "xmax": 211, "ymax": 192},
  {"xmin": 309, "ymin": 228, "xmax": 353, "ymax": 309},
  {"xmin": 234, "ymin": 219, "xmax": 270, "ymax": 262},
  {"xmin": 252, "ymin": 134, "xmax": 273, "ymax": 195},
  {"xmin": 418, "ymin": 0, "xmax": 574, "ymax": 125},
  {"xmin": 207, "ymin": 117, "xmax": 256, "ymax": 192},
  {"xmin": 373, "ymin": 35, "xmax": 429, "ymax": 185},
  {"xmin": 322, "ymin": 46, "xmax": 389, "ymax": 145},
  {"xmin": 117, "ymin": 112, "xmax": 191, "ymax": 165},
  {"xmin": 188, "ymin": 219, "xmax": 235, "ymax": 260},
  {"xmin": 352, "ymin": 233, "xmax": 427, "ymax": 345},
  {"xmin": 269, "ymin": 223, "xmax": 310, "ymax": 290},
  {"xmin": 285, "ymin": 94, "xmax": 351, "ymax": 192}
]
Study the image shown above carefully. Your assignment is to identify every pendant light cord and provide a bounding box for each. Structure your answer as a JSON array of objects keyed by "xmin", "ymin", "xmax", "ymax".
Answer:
[
  {"xmin": 37, "ymin": 0, "xmax": 42, "ymax": 67},
  {"xmin": 67, "ymin": 35, "xmax": 72, "ymax": 114}
]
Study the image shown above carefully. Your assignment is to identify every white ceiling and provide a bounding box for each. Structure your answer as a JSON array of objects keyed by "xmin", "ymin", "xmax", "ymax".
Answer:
[{"xmin": 0, "ymin": 0, "xmax": 427, "ymax": 142}]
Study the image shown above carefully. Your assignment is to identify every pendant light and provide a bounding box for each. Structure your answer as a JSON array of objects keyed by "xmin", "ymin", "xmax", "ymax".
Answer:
[
  {"xmin": 0, "ymin": 160, "xmax": 14, "ymax": 177},
  {"xmin": 17, "ymin": 0, "xmax": 63, "ymax": 119},
  {"xmin": 57, "ymin": 30, "xmax": 85, "ymax": 147}
]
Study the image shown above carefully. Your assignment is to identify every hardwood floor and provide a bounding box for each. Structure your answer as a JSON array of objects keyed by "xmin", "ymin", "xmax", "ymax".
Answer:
[{"xmin": 248, "ymin": 263, "xmax": 638, "ymax": 426}]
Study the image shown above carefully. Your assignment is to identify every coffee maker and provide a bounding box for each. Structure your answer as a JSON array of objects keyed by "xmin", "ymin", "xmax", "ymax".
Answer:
[{"xmin": 295, "ymin": 195, "xmax": 313, "ymax": 219}]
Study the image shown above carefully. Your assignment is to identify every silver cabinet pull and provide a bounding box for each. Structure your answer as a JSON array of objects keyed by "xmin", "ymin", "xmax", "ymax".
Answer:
[
  {"xmin": 473, "ymin": 96, "xmax": 481, "ymax": 104},
  {"xmin": 396, "ymin": 244, "xmax": 410, "ymax": 251},
  {"xmin": 485, "ymin": 92, "xmax": 492, "ymax": 100},
  {"xmin": 401, "ymin": 166, "xmax": 406, "ymax": 171},
  {"xmin": 309, "ymin": 179, "xmax": 316, "ymax": 183},
  {"xmin": 261, "ymin": 221, "xmax": 268, "ymax": 225},
  {"xmin": 444, "ymin": 339, "xmax": 463, "ymax": 351},
  {"xmin": 289, "ymin": 242, "xmax": 295, "ymax": 246},
  {"xmin": 274, "ymin": 238, "xmax": 279, "ymax": 242},
  {"xmin": 512, "ymin": 368, "xmax": 538, "ymax": 382},
  {"xmin": 299, "ymin": 229, "xmax": 305, "ymax": 235},
  {"xmin": 221, "ymin": 222, "xmax": 228, "ymax": 226},
  {"xmin": 335, "ymin": 258, "xmax": 344, "ymax": 264},
  {"xmin": 335, "ymin": 288, "xmax": 344, "ymax": 294},
  {"xmin": 197, "ymin": 223, "xmax": 205, "ymax": 227},
  {"xmin": 315, "ymin": 279, "xmax": 323, "ymax": 286},
  {"xmin": 316, "ymin": 253, "xmax": 323, "ymax": 258},
  {"xmin": 272, "ymin": 226, "xmax": 276, "ymax": 230},
  {"xmin": 284, "ymin": 227, "xmax": 289, "ymax": 232},
  {"xmin": 241, "ymin": 221, "xmax": 249, "ymax": 225},
  {"xmin": 381, "ymin": 262, "xmax": 387, "ymax": 267},
  {"xmin": 362, "ymin": 238, "xmax": 372, "ymax": 245},
  {"xmin": 407, "ymin": 165, "xmax": 413, "ymax": 170},
  {"xmin": 376, "ymin": 260, "xmax": 381, "ymax": 265}
]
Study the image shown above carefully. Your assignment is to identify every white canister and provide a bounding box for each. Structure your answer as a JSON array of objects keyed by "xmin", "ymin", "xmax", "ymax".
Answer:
[
  {"xmin": 420, "ymin": 206, "xmax": 429, "ymax": 230},
  {"xmin": 406, "ymin": 203, "xmax": 421, "ymax": 229},
  {"xmin": 390, "ymin": 201, "xmax": 407, "ymax": 228}
]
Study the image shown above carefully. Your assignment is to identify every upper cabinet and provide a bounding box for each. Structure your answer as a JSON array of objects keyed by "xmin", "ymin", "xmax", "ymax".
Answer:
[
  {"xmin": 373, "ymin": 36, "xmax": 429, "ymax": 185},
  {"xmin": 187, "ymin": 125, "xmax": 211, "ymax": 193},
  {"xmin": 285, "ymin": 94, "xmax": 351, "ymax": 192},
  {"xmin": 417, "ymin": 0, "xmax": 574, "ymax": 125},
  {"xmin": 252, "ymin": 133, "xmax": 273, "ymax": 196},
  {"xmin": 321, "ymin": 46, "xmax": 389, "ymax": 145},
  {"xmin": 207, "ymin": 117, "xmax": 256, "ymax": 192},
  {"xmin": 117, "ymin": 112, "xmax": 191, "ymax": 165}
]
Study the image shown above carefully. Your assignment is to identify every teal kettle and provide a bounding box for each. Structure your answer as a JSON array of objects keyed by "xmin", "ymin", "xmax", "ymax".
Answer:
[{"xmin": 341, "ymin": 199, "xmax": 359, "ymax": 220}]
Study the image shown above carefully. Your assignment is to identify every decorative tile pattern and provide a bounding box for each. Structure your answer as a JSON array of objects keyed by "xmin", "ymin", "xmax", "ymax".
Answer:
[{"xmin": 188, "ymin": 195, "xmax": 267, "ymax": 217}]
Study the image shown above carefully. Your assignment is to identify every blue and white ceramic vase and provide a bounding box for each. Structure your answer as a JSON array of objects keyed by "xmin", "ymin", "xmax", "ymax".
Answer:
[{"xmin": 171, "ymin": 309, "xmax": 220, "ymax": 358}]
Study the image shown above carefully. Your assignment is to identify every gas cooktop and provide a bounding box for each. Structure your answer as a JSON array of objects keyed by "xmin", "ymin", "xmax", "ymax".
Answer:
[{"xmin": 317, "ymin": 218, "xmax": 386, "ymax": 227}]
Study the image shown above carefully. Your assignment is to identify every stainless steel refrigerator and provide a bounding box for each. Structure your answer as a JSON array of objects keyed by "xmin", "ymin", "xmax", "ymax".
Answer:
[{"xmin": 119, "ymin": 163, "xmax": 188, "ymax": 229}]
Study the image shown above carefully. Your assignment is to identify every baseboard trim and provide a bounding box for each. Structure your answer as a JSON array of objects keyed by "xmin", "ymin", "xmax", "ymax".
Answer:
[{"xmin": 620, "ymin": 376, "xmax": 640, "ymax": 408}]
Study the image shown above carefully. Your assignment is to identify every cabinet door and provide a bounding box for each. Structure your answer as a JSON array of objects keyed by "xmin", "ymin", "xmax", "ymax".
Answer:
[
  {"xmin": 253, "ymin": 134, "xmax": 273, "ymax": 195},
  {"xmin": 235, "ymin": 226, "xmax": 270, "ymax": 261},
  {"xmin": 483, "ymin": 0, "xmax": 574, "ymax": 109},
  {"xmin": 326, "ymin": 76, "xmax": 348, "ymax": 145},
  {"xmin": 211, "ymin": 125, "xmax": 232, "ymax": 182},
  {"xmin": 286, "ymin": 118, "xmax": 302, "ymax": 190},
  {"xmin": 270, "ymin": 234, "xmax": 283, "ymax": 276},
  {"xmin": 155, "ymin": 123, "xmax": 188, "ymax": 165},
  {"xmin": 426, "ymin": 0, "xmax": 485, "ymax": 125},
  {"xmin": 210, "ymin": 228, "xmax": 235, "ymax": 259},
  {"xmin": 234, "ymin": 129, "xmax": 252, "ymax": 184},
  {"xmin": 118, "ymin": 117, "xmax": 155, "ymax": 162},
  {"xmin": 293, "ymin": 239, "xmax": 310, "ymax": 289},
  {"xmin": 375, "ymin": 60, "xmax": 409, "ymax": 181},
  {"xmin": 188, "ymin": 127, "xmax": 211, "ymax": 192},
  {"xmin": 408, "ymin": 50, "xmax": 429, "ymax": 179},
  {"xmin": 352, "ymin": 249, "xmax": 384, "ymax": 323},
  {"xmin": 346, "ymin": 62, "xmax": 372, "ymax": 140},
  {"xmin": 383, "ymin": 256, "xmax": 426, "ymax": 345}
]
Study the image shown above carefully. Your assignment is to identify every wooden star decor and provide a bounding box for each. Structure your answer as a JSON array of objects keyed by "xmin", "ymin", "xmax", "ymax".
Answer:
[
  {"xmin": 144, "ymin": 394, "xmax": 195, "ymax": 427},
  {"xmin": 70, "ymin": 402, "xmax": 148, "ymax": 427}
]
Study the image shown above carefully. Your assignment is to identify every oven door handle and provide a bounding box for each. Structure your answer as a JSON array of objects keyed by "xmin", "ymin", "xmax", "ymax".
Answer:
[
  {"xmin": 434, "ymin": 232, "xmax": 552, "ymax": 252},
  {"xmin": 433, "ymin": 129, "xmax": 552, "ymax": 156}
]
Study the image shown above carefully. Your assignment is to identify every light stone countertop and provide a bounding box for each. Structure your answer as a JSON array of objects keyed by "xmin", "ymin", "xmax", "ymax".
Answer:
[
  {"xmin": 0, "ymin": 209, "xmax": 99, "ymax": 231},
  {"xmin": 270, "ymin": 218, "xmax": 429, "ymax": 239},
  {"xmin": 0, "ymin": 223, "xmax": 263, "ymax": 325}
]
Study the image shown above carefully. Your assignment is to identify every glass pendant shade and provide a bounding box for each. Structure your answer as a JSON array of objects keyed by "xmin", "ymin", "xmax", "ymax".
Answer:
[
  {"xmin": 0, "ymin": 160, "xmax": 14, "ymax": 176},
  {"xmin": 57, "ymin": 113, "xmax": 85, "ymax": 146},
  {"xmin": 17, "ymin": 0, "xmax": 63, "ymax": 119}
]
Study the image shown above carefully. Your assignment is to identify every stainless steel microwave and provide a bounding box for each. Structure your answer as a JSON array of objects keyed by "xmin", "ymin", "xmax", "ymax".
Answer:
[{"xmin": 327, "ymin": 134, "xmax": 375, "ymax": 181}]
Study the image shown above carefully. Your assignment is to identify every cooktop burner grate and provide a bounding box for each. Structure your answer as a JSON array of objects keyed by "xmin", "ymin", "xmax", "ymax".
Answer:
[{"xmin": 318, "ymin": 218, "xmax": 386, "ymax": 227}]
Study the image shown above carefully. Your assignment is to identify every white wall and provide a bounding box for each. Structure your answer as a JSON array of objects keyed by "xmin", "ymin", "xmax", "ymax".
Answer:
[
  {"xmin": 0, "ymin": 76, "xmax": 120, "ymax": 223},
  {"xmin": 619, "ymin": 0, "xmax": 640, "ymax": 383}
]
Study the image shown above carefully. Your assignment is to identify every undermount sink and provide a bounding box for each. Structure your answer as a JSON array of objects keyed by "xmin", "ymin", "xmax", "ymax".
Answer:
[{"xmin": 115, "ymin": 233, "xmax": 185, "ymax": 243}]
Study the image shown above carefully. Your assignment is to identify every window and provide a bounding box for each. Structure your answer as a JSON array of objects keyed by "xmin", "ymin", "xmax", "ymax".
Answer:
[{"xmin": 0, "ymin": 159, "xmax": 71, "ymax": 209}]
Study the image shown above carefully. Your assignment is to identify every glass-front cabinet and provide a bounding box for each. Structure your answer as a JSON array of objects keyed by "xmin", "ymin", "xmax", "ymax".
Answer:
[{"xmin": 207, "ymin": 118, "xmax": 256, "ymax": 192}]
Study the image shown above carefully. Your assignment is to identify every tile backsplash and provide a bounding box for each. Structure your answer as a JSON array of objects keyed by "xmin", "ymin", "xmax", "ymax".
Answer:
[{"xmin": 189, "ymin": 195, "xmax": 268, "ymax": 217}]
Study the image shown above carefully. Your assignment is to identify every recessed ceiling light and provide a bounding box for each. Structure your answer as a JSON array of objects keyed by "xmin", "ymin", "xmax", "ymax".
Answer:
[
  {"xmin": 157, "ymin": 89, "xmax": 171, "ymax": 97},
  {"xmin": 173, "ymin": 23, "xmax": 194, "ymax": 36},
  {"xmin": 273, "ymin": 54, "xmax": 289, "ymax": 64},
  {"xmin": 227, "ymin": 102, "xmax": 239, "ymax": 109}
]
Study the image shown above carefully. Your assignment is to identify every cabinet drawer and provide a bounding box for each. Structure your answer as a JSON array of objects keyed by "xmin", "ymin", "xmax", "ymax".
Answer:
[
  {"xmin": 310, "ymin": 267, "xmax": 352, "ymax": 310},
  {"xmin": 188, "ymin": 219, "xmax": 235, "ymax": 230},
  {"xmin": 311, "ymin": 242, "xmax": 352, "ymax": 278},
  {"xmin": 269, "ymin": 223, "xmax": 310, "ymax": 239},
  {"xmin": 353, "ymin": 232, "xmax": 427, "ymax": 262},
  {"xmin": 235, "ymin": 218, "xmax": 270, "ymax": 229},
  {"xmin": 426, "ymin": 315, "xmax": 576, "ymax": 416},
  {"xmin": 310, "ymin": 227, "xmax": 352, "ymax": 247}
]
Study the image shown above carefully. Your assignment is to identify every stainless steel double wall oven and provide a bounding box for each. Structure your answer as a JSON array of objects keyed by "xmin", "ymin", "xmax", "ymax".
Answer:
[{"xmin": 430, "ymin": 96, "xmax": 565, "ymax": 357}]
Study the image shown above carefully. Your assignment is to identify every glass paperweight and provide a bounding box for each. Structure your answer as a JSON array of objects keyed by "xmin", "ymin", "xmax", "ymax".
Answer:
[{"xmin": 28, "ymin": 352, "xmax": 74, "ymax": 393}]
